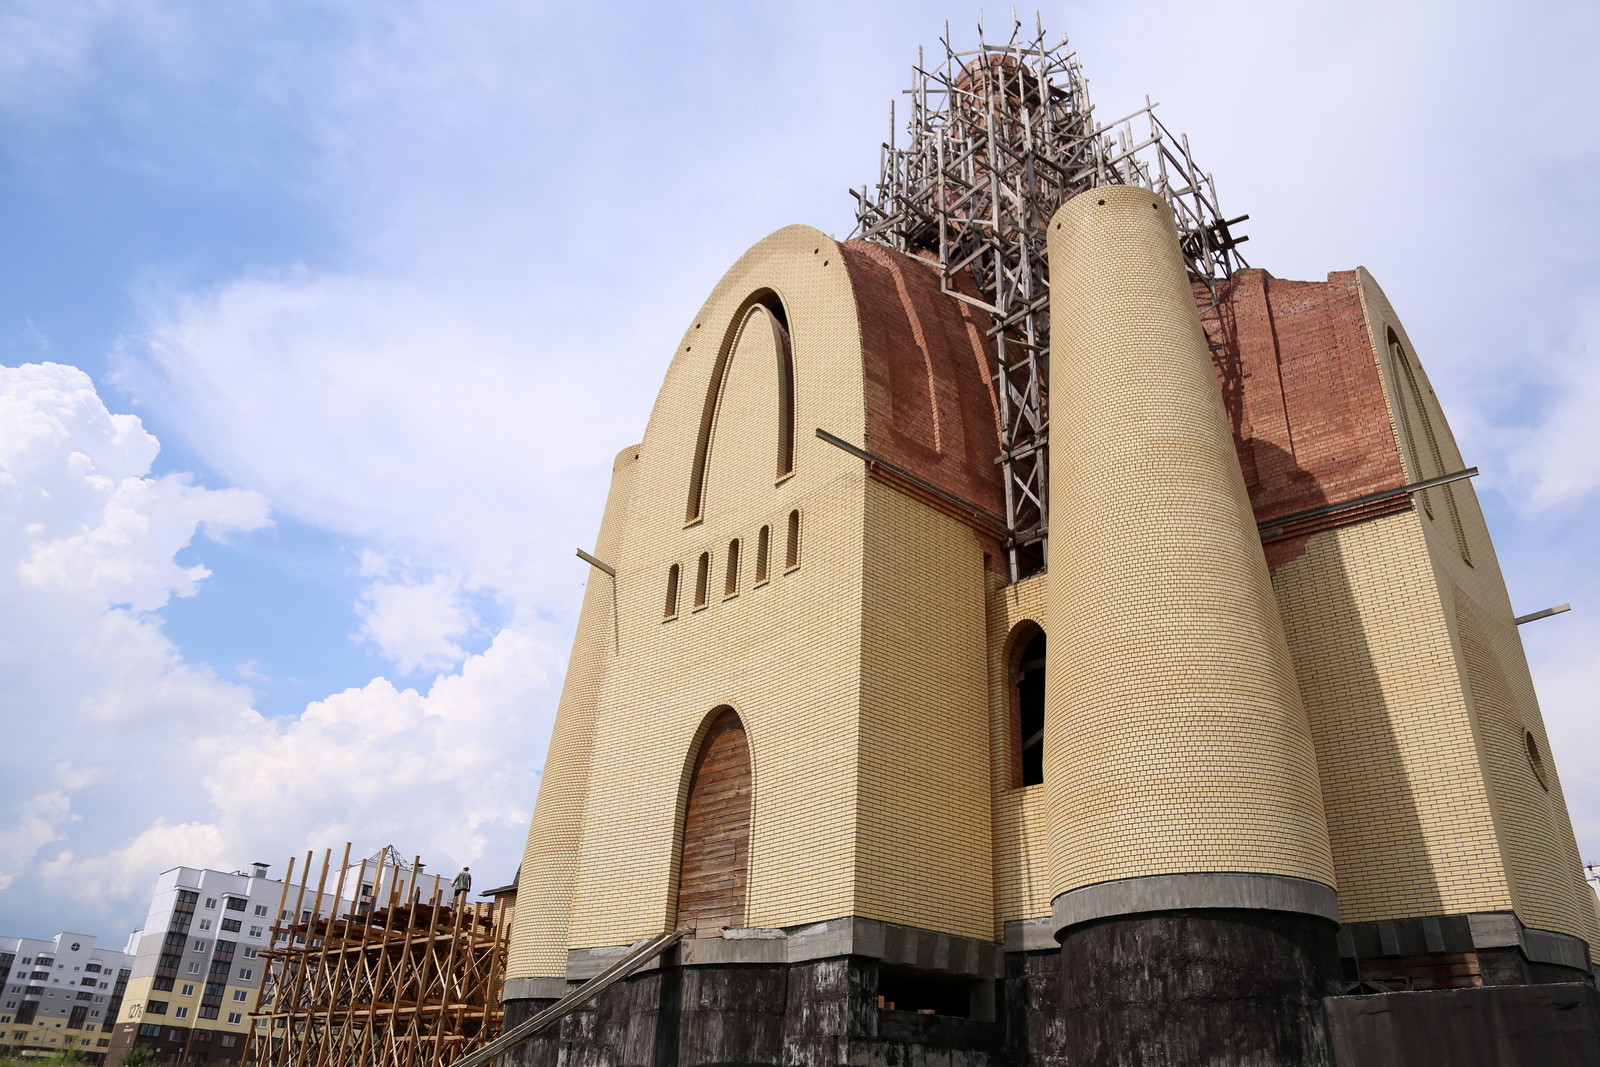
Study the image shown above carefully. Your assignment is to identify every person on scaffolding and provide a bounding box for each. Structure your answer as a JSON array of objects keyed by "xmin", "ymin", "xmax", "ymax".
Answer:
[{"xmin": 452, "ymin": 865, "xmax": 472, "ymax": 904}]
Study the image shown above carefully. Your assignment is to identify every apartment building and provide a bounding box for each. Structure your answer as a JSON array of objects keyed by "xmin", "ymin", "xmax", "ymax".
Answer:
[
  {"xmin": 0, "ymin": 931, "xmax": 134, "ymax": 1063},
  {"xmin": 109, "ymin": 850, "xmax": 443, "ymax": 1065}
]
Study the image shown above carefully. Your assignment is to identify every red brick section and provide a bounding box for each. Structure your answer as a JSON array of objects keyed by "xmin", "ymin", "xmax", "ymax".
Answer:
[
  {"xmin": 838, "ymin": 241, "xmax": 1007, "ymax": 571},
  {"xmin": 675, "ymin": 709, "xmax": 752, "ymax": 937},
  {"xmin": 1199, "ymin": 269, "xmax": 1411, "ymax": 571}
]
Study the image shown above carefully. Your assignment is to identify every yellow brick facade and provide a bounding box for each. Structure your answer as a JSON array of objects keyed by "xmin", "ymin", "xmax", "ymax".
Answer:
[
  {"xmin": 1042, "ymin": 186, "xmax": 1335, "ymax": 898},
  {"xmin": 988, "ymin": 572, "xmax": 1052, "ymax": 926},
  {"xmin": 505, "ymin": 212, "xmax": 1596, "ymax": 982}
]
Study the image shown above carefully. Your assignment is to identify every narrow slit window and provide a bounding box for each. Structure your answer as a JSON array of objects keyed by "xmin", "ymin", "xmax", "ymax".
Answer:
[
  {"xmin": 725, "ymin": 539, "xmax": 741, "ymax": 597},
  {"xmin": 695, "ymin": 552, "xmax": 710, "ymax": 609},
  {"xmin": 755, "ymin": 525, "xmax": 771, "ymax": 583},
  {"xmin": 664, "ymin": 564, "xmax": 680, "ymax": 619},
  {"xmin": 786, "ymin": 510, "xmax": 801, "ymax": 570},
  {"xmin": 1015, "ymin": 630, "xmax": 1047, "ymax": 787}
]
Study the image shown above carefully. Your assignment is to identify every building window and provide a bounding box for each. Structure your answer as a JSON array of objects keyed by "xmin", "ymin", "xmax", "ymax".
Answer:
[
  {"xmin": 174, "ymin": 1007, "xmax": 188, "ymax": 1020},
  {"xmin": 224, "ymin": 898, "xmax": 246, "ymax": 912},
  {"xmin": 220, "ymin": 1034, "xmax": 237, "ymax": 1047},
  {"xmin": 226, "ymin": 1013, "xmax": 242, "ymax": 1026},
  {"xmin": 181, "ymin": 985, "xmax": 194, "ymax": 997},
  {"xmin": 241, "ymin": 948, "xmax": 259, "ymax": 960},
  {"xmin": 220, "ymin": 920, "xmax": 240, "ymax": 933},
  {"xmin": 1012, "ymin": 626, "xmax": 1047, "ymax": 788},
  {"xmin": 694, "ymin": 552, "xmax": 710, "ymax": 609},
  {"xmin": 145, "ymin": 1001, "xmax": 167, "ymax": 1015},
  {"xmin": 204, "ymin": 898, "xmax": 216, "ymax": 909},
  {"xmin": 754, "ymin": 525, "xmax": 770, "ymax": 583},
  {"xmin": 785, "ymin": 510, "xmax": 801, "ymax": 570},
  {"xmin": 664, "ymin": 563, "xmax": 680, "ymax": 619},
  {"xmin": 187, "ymin": 964, "xmax": 201, "ymax": 975},
  {"xmin": 138, "ymin": 1024, "xmax": 161, "ymax": 1038},
  {"xmin": 247, "ymin": 926, "xmax": 262, "ymax": 939},
  {"xmin": 198, "ymin": 920, "xmax": 211, "ymax": 931},
  {"xmin": 1526, "ymin": 730, "xmax": 1550, "ymax": 791},
  {"xmin": 192, "ymin": 940, "xmax": 207, "ymax": 951},
  {"xmin": 237, "ymin": 970, "xmax": 252, "ymax": 982},
  {"xmin": 253, "ymin": 905, "xmax": 267, "ymax": 916},
  {"xmin": 232, "ymin": 991, "xmax": 247, "ymax": 1003},
  {"xmin": 724, "ymin": 539, "xmax": 740, "ymax": 597}
]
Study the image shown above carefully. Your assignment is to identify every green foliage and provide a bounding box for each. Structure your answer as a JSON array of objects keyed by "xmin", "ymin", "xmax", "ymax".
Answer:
[
  {"xmin": 0, "ymin": 1049, "xmax": 89, "ymax": 1067},
  {"xmin": 119, "ymin": 1047, "xmax": 156, "ymax": 1067}
]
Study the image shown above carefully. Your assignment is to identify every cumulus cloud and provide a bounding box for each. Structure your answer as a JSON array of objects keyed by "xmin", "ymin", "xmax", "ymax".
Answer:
[
  {"xmin": 1502, "ymin": 293, "xmax": 1600, "ymax": 510},
  {"xmin": 0, "ymin": 366, "xmax": 555, "ymax": 934},
  {"xmin": 356, "ymin": 555, "xmax": 478, "ymax": 675}
]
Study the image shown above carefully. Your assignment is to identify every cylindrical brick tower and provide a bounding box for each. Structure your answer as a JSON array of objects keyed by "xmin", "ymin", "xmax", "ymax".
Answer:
[
  {"xmin": 504, "ymin": 445, "xmax": 639, "ymax": 1006},
  {"xmin": 1044, "ymin": 185, "xmax": 1340, "ymax": 1065}
]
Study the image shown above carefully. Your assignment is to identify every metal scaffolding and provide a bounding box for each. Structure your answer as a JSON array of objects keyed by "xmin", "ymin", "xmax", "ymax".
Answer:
[
  {"xmin": 244, "ymin": 846, "xmax": 507, "ymax": 1067},
  {"xmin": 853, "ymin": 16, "xmax": 1249, "ymax": 580}
]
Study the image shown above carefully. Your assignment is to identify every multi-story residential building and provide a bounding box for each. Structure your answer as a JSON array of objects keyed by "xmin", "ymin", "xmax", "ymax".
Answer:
[
  {"xmin": 0, "ymin": 931, "xmax": 134, "ymax": 1062},
  {"xmin": 109, "ymin": 850, "xmax": 444, "ymax": 1066}
]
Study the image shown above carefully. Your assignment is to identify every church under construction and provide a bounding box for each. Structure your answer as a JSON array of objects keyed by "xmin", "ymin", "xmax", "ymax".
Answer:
[{"xmin": 493, "ymin": 21, "xmax": 1600, "ymax": 1067}]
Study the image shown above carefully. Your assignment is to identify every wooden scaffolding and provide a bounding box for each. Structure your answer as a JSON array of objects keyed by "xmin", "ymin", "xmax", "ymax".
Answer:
[{"xmin": 244, "ymin": 846, "xmax": 508, "ymax": 1067}]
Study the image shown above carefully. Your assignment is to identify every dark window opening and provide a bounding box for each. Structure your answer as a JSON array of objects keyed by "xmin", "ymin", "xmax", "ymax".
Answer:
[
  {"xmin": 1016, "ymin": 630, "xmax": 1046, "ymax": 787},
  {"xmin": 695, "ymin": 553, "xmax": 710, "ymax": 609},
  {"xmin": 664, "ymin": 564, "xmax": 680, "ymax": 618},
  {"xmin": 725, "ymin": 540, "xmax": 741, "ymax": 596},
  {"xmin": 755, "ymin": 526, "xmax": 770, "ymax": 583},
  {"xmin": 876, "ymin": 965, "xmax": 976, "ymax": 1017},
  {"xmin": 786, "ymin": 510, "xmax": 801, "ymax": 570}
]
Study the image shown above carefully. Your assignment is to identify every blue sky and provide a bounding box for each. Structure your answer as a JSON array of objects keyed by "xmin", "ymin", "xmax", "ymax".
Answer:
[{"xmin": 2, "ymin": 1, "xmax": 1598, "ymax": 942}]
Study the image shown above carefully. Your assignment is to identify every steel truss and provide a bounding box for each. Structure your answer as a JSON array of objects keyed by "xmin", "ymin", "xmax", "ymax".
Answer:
[{"xmin": 853, "ymin": 16, "xmax": 1249, "ymax": 580}]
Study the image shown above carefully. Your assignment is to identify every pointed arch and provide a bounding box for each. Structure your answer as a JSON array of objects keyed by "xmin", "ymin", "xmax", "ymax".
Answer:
[
  {"xmin": 685, "ymin": 290, "xmax": 795, "ymax": 522},
  {"xmin": 674, "ymin": 707, "xmax": 753, "ymax": 934},
  {"xmin": 1386, "ymin": 327, "xmax": 1470, "ymax": 564}
]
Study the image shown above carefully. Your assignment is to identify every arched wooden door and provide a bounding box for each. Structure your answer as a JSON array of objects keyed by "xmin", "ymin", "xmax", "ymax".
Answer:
[{"xmin": 675, "ymin": 708, "xmax": 752, "ymax": 935}]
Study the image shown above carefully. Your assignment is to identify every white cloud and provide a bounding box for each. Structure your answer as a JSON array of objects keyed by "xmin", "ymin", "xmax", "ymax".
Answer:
[
  {"xmin": 0, "ymin": 365, "xmax": 555, "ymax": 934},
  {"xmin": 1502, "ymin": 293, "xmax": 1600, "ymax": 510},
  {"xmin": 356, "ymin": 559, "xmax": 477, "ymax": 675}
]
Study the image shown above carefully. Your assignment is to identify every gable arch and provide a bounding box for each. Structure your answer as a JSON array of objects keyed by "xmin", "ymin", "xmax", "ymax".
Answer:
[
  {"xmin": 673, "ymin": 706, "xmax": 754, "ymax": 934},
  {"xmin": 685, "ymin": 290, "xmax": 796, "ymax": 522}
]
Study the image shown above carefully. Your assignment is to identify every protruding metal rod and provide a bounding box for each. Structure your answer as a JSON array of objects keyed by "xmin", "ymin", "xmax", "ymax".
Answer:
[
  {"xmin": 816, "ymin": 427, "xmax": 1009, "ymax": 533},
  {"xmin": 1514, "ymin": 603, "xmax": 1571, "ymax": 626},
  {"xmin": 1257, "ymin": 467, "xmax": 1480, "ymax": 539},
  {"xmin": 575, "ymin": 548, "xmax": 616, "ymax": 578}
]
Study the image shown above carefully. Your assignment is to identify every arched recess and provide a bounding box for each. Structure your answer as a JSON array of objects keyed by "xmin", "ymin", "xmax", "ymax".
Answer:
[
  {"xmin": 1385, "ymin": 327, "xmax": 1471, "ymax": 564},
  {"xmin": 1007, "ymin": 623, "xmax": 1046, "ymax": 788},
  {"xmin": 674, "ymin": 707, "xmax": 753, "ymax": 934},
  {"xmin": 685, "ymin": 291, "xmax": 795, "ymax": 522}
]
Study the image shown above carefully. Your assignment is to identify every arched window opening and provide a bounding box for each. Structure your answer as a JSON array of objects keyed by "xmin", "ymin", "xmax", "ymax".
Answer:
[
  {"xmin": 1387, "ymin": 328, "xmax": 1471, "ymax": 566},
  {"xmin": 686, "ymin": 291, "xmax": 795, "ymax": 523},
  {"xmin": 1014, "ymin": 629, "xmax": 1046, "ymax": 787},
  {"xmin": 695, "ymin": 552, "xmax": 710, "ymax": 609},
  {"xmin": 1525, "ymin": 730, "xmax": 1550, "ymax": 792},
  {"xmin": 675, "ymin": 708, "xmax": 752, "ymax": 935},
  {"xmin": 664, "ymin": 564, "xmax": 680, "ymax": 619},
  {"xmin": 725, "ymin": 539, "xmax": 741, "ymax": 597},
  {"xmin": 755, "ymin": 525, "xmax": 771, "ymax": 584},
  {"xmin": 786, "ymin": 510, "xmax": 801, "ymax": 570}
]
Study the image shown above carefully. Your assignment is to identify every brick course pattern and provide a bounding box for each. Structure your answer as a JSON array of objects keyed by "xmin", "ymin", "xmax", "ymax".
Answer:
[
  {"xmin": 1042, "ymin": 185, "xmax": 1336, "ymax": 899},
  {"xmin": 504, "ymin": 206, "xmax": 1599, "ymax": 988}
]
